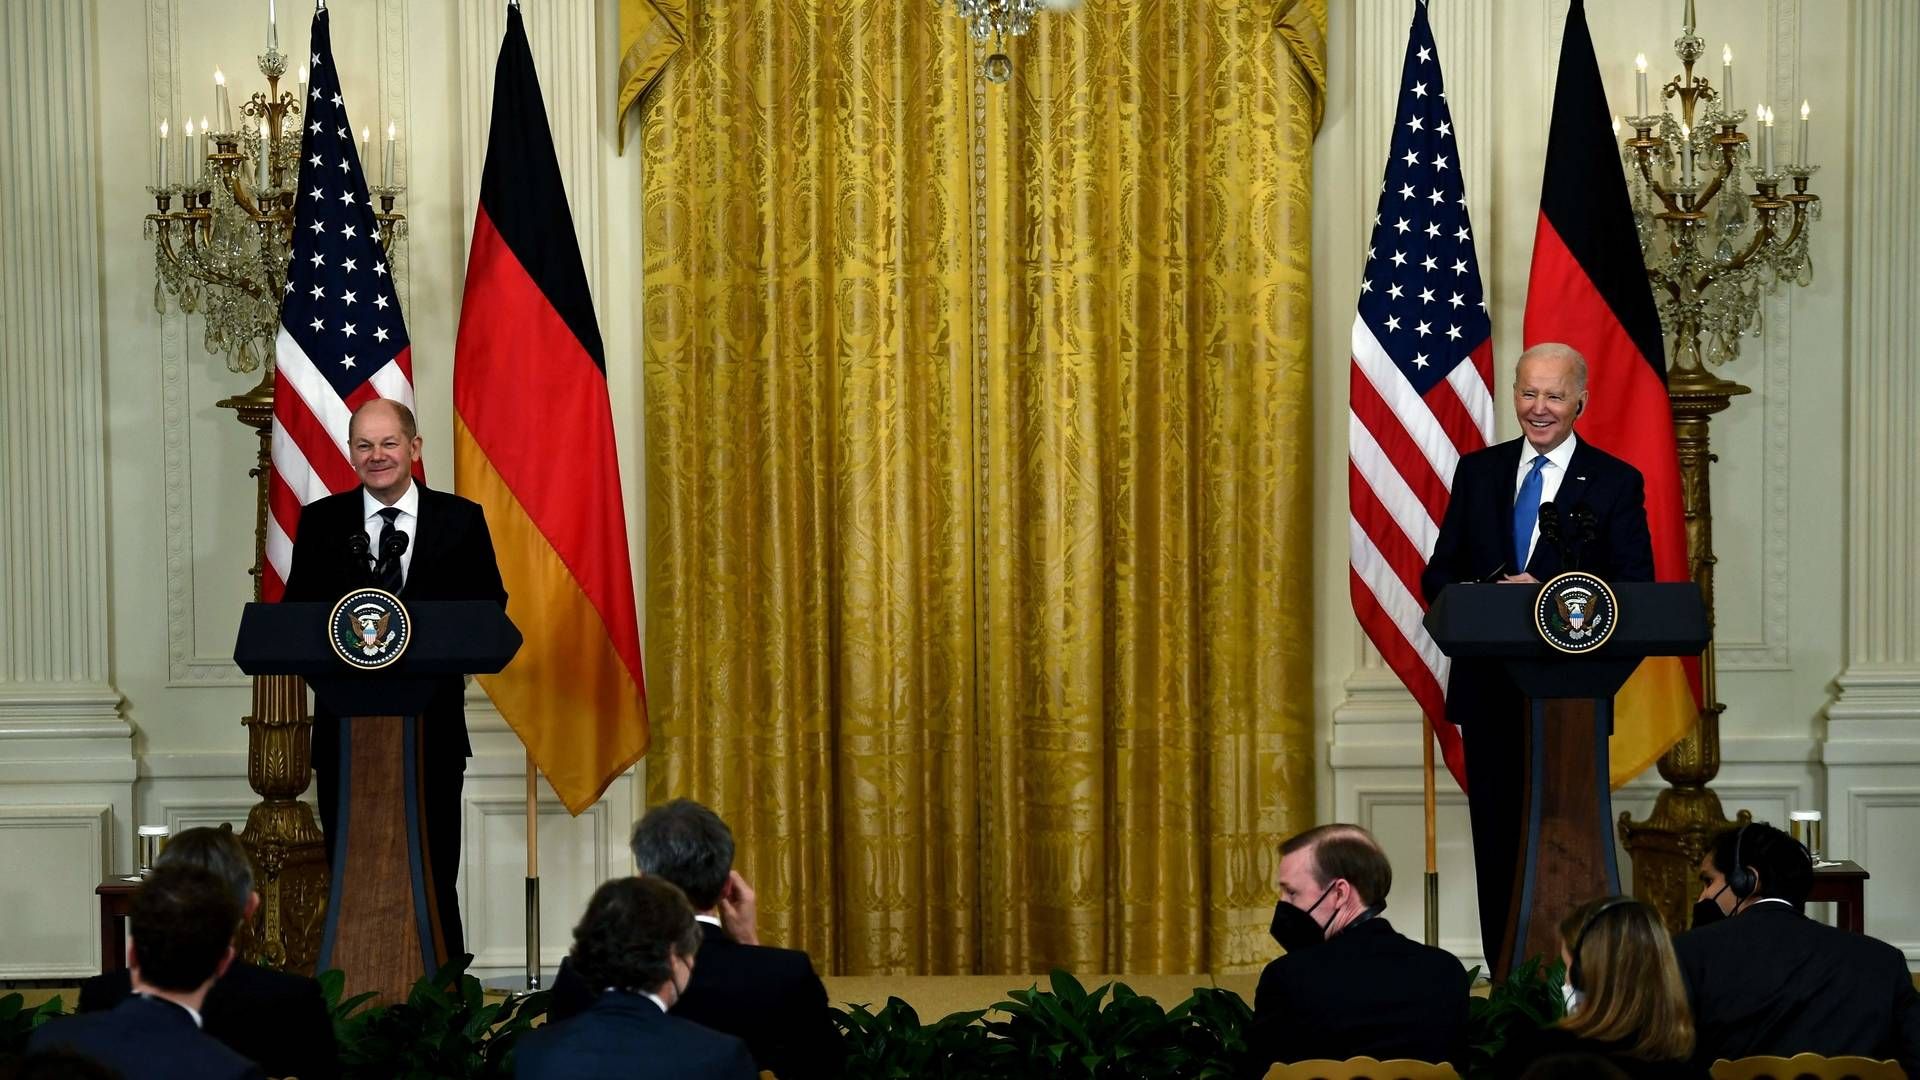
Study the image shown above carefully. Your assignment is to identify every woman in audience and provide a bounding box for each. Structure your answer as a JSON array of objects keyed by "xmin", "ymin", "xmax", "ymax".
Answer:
[{"xmin": 1501, "ymin": 897, "xmax": 1706, "ymax": 1079}]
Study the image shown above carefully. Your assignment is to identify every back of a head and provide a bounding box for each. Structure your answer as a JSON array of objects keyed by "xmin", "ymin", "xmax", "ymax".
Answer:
[
  {"xmin": 569, "ymin": 875, "xmax": 701, "ymax": 995},
  {"xmin": 129, "ymin": 865, "xmax": 241, "ymax": 993},
  {"xmin": 629, "ymin": 798, "xmax": 734, "ymax": 910},
  {"xmin": 1709, "ymin": 821, "xmax": 1813, "ymax": 906},
  {"xmin": 1558, "ymin": 897, "xmax": 1692, "ymax": 1062},
  {"xmin": 1278, "ymin": 823, "xmax": 1392, "ymax": 906},
  {"xmin": 153, "ymin": 826, "xmax": 255, "ymax": 913}
]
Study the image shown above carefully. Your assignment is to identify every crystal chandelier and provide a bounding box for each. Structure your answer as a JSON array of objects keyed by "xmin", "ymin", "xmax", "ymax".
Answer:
[
  {"xmin": 1620, "ymin": 7, "xmax": 1819, "ymax": 370},
  {"xmin": 145, "ymin": 44, "xmax": 405, "ymax": 375},
  {"xmin": 934, "ymin": 0, "xmax": 1041, "ymax": 83}
]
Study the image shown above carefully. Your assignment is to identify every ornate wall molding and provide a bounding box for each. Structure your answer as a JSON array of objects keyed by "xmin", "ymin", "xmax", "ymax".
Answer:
[
  {"xmin": 0, "ymin": 0, "xmax": 123, "ymax": 721},
  {"xmin": 0, "ymin": 806, "xmax": 111, "ymax": 976}
]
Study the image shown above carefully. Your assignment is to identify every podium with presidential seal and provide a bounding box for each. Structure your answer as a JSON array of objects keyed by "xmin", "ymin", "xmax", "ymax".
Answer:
[
  {"xmin": 234, "ymin": 591, "xmax": 520, "ymax": 1002},
  {"xmin": 1424, "ymin": 575, "xmax": 1707, "ymax": 978}
]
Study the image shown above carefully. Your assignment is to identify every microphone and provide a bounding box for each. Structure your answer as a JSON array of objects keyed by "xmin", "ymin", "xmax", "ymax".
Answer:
[
  {"xmin": 372, "ymin": 530, "xmax": 410, "ymax": 587},
  {"xmin": 1535, "ymin": 501, "xmax": 1565, "ymax": 573},
  {"xmin": 1565, "ymin": 502, "xmax": 1597, "ymax": 571},
  {"xmin": 347, "ymin": 532, "xmax": 375, "ymax": 585}
]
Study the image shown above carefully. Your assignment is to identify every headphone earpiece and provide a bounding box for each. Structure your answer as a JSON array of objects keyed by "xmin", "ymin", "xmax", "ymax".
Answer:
[
  {"xmin": 1568, "ymin": 897, "xmax": 1636, "ymax": 993},
  {"xmin": 1727, "ymin": 823, "xmax": 1758, "ymax": 901}
]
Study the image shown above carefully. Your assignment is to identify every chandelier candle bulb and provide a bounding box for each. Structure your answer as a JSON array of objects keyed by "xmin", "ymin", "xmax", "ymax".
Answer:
[
  {"xmin": 182, "ymin": 119, "xmax": 194, "ymax": 184},
  {"xmin": 158, "ymin": 120, "xmax": 169, "ymax": 188},
  {"xmin": 384, "ymin": 122, "xmax": 396, "ymax": 187},
  {"xmin": 298, "ymin": 65, "xmax": 307, "ymax": 109},
  {"xmin": 214, "ymin": 68, "xmax": 229, "ymax": 132},
  {"xmin": 1798, "ymin": 100, "xmax": 1809, "ymax": 166},
  {"xmin": 359, "ymin": 126, "xmax": 371, "ymax": 173},
  {"xmin": 1721, "ymin": 45, "xmax": 1732, "ymax": 110},
  {"xmin": 258, "ymin": 119, "xmax": 270, "ymax": 190},
  {"xmin": 1635, "ymin": 53, "xmax": 1649, "ymax": 115},
  {"xmin": 1680, "ymin": 124, "xmax": 1693, "ymax": 186},
  {"xmin": 1762, "ymin": 106, "xmax": 1775, "ymax": 174}
]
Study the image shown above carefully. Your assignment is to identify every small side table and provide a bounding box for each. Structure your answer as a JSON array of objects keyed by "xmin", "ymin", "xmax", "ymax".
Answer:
[
  {"xmin": 1808, "ymin": 859, "xmax": 1869, "ymax": 933},
  {"xmin": 96, "ymin": 876, "xmax": 141, "ymax": 973}
]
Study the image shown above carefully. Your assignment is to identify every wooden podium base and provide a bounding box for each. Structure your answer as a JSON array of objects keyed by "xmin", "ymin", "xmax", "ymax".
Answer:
[
  {"xmin": 1501, "ymin": 697, "xmax": 1621, "ymax": 978},
  {"xmin": 317, "ymin": 715, "xmax": 448, "ymax": 1002}
]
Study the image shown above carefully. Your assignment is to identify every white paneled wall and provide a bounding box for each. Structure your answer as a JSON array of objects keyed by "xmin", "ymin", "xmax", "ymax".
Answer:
[{"xmin": 0, "ymin": 0, "xmax": 1913, "ymax": 978}]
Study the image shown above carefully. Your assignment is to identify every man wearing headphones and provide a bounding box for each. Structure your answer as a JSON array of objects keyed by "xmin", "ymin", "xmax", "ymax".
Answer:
[
  {"xmin": 1674, "ymin": 822, "xmax": 1920, "ymax": 1073},
  {"xmin": 1422, "ymin": 343, "xmax": 1655, "ymax": 969}
]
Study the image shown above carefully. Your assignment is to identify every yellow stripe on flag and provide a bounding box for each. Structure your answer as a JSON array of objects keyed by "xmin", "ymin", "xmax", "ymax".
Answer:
[
  {"xmin": 456, "ymin": 418, "xmax": 648, "ymax": 814},
  {"xmin": 1608, "ymin": 654, "xmax": 1695, "ymax": 788}
]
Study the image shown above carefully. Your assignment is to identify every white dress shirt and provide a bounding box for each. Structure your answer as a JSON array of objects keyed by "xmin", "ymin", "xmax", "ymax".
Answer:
[
  {"xmin": 1512, "ymin": 432, "xmax": 1578, "ymax": 569},
  {"xmin": 361, "ymin": 482, "xmax": 419, "ymax": 587}
]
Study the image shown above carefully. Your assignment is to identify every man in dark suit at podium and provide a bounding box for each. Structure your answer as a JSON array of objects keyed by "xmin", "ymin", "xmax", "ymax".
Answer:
[
  {"xmin": 1676, "ymin": 823, "xmax": 1920, "ymax": 1074},
  {"xmin": 1420, "ymin": 343, "xmax": 1654, "ymax": 967},
  {"xmin": 282, "ymin": 398, "xmax": 507, "ymax": 960},
  {"xmin": 78, "ymin": 828, "xmax": 337, "ymax": 1080}
]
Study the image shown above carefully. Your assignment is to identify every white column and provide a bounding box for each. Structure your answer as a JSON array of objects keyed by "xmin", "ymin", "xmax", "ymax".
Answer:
[
  {"xmin": 0, "ymin": 1, "xmax": 124, "ymax": 735},
  {"xmin": 1825, "ymin": 3, "xmax": 1920, "ymax": 960}
]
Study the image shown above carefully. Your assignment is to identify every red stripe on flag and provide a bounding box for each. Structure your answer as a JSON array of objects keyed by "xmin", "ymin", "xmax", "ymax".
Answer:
[
  {"xmin": 1423, "ymin": 372, "xmax": 1487, "ymax": 457},
  {"xmin": 274, "ymin": 392, "xmax": 359, "ymax": 493},
  {"xmin": 1349, "ymin": 465, "xmax": 1432, "ymax": 603},
  {"xmin": 453, "ymin": 209, "xmax": 644, "ymax": 686},
  {"xmin": 1350, "ymin": 369, "xmax": 1450, "ymax": 524},
  {"xmin": 1350, "ymin": 569, "xmax": 1466, "ymax": 791}
]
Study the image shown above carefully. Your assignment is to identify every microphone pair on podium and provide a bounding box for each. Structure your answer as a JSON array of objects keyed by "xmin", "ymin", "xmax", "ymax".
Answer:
[
  {"xmin": 347, "ymin": 530, "xmax": 409, "ymax": 587},
  {"xmin": 1478, "ymin": 501, "xmax": 1598, "ymax": 582}
]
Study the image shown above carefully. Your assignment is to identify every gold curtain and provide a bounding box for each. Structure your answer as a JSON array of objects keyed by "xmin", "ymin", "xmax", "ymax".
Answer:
[{"xmin": 625, "ymin": 0, "xmax": 1325, "ymax": 976}]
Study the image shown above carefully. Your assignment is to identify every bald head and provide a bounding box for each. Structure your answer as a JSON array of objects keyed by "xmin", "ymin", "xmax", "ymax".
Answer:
[
  {"xmin": 347, "ymin": 399, "xmax": 422, "ymax": 504},
  {"xmin": 1515, "ymin": 342, "xmax": 1589, "ymax": 391},
  {"xmin": 347, "ymin": 398, "xmax": 418, "ymax": 442}
]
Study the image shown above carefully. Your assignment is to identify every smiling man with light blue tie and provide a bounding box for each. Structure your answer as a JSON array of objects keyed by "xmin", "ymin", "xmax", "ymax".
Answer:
[{"xmin": 1421, "ymin": 342, "xmax": 1655, "ymax": 970}]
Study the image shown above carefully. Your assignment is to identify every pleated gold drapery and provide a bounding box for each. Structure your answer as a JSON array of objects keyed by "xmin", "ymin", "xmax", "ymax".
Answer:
[{"xmin": 621, "ymin": 0, "xmax": 1325, "ymax": 976}]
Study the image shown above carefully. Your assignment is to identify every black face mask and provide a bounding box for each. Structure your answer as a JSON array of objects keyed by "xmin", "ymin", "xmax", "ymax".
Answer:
[
  {"xmin": 1269, "ymin": 884, "xmax": 1338, "ymax": 953},
  {"xmin": 1692, "ymin": 884, "xmax": 1730, "ymax": 929}
]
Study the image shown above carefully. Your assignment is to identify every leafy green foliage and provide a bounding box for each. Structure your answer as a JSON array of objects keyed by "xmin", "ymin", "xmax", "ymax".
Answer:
[
  {"xmin": 1462, "ymin": 955, "xmax": 1567, "ymax": 1078},
  {"xmin": 836, "ymin": 996, "xmax": 995, "ymax": 1080},
  {"xmin": 0, "ymin": 992, "xmax": 68, "ymax": 1059},
  {"xmin": 318, "ymin": 955, "xmax": 550, "ymax": 1080}
]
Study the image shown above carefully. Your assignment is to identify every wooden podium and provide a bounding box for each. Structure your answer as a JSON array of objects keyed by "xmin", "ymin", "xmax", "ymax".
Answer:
[
  {"xmin": 1425, "ymin": 581, "xmax": 1706, "ymax": 977},
  {"xmin": 234, "ymin": 599, "xmax": 520, "ymax": 1002}
]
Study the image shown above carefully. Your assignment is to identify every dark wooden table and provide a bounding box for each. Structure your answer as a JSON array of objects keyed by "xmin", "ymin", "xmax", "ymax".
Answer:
[
  {"xmin": 96, "ymin": 876, "xmax": 142, "ymax": 973},
  {"xmin": 1809, "ymin": 859, "xmax": 1869, "ymax": 933}
]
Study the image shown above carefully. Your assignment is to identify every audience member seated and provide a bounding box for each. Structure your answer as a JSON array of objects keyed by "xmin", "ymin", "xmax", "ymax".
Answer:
[
  {"xmin": 1500, "ymin": 897, "xmax": 1704, "ymax": 1079},
  {"xmin": 515, "ymin": 876, "xmax": 756, "ymax": 1080},
  {"xmin": 1240, "ymin": 824, "xmax": 1471, "ymax": 1078},
  {"xmin": 1674, "ymin": 822, "xmax": 1920, "ymax": 1074},
  {"xmin": 28, "ymin": 866, "xmax": 264, "ymax": 1080},
  {"xmin": 76, "ymin": 827, "xmax": 336, "ymax": 1080},
  {"xmin": 552, "ymin": 799, "xmax": 843, "ymax": 1078}
]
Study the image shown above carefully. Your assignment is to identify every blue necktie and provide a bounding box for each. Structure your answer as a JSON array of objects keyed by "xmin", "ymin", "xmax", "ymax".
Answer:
[{"xmin": 1512, "ymin": 454, "xmax": 1548, "ymax": 573}]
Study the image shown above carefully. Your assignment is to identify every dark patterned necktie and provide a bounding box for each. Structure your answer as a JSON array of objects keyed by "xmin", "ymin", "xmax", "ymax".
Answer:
[{"xmin": 377, "ymin": 507, "xmax": 405, "ymax": 592}]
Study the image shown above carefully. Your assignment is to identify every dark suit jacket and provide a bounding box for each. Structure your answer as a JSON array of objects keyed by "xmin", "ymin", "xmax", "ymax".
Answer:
[
  {"xmin": 1674, "ymin": 903, "xmax": 1920, "ymax": 1074},
  {"xmin": 282, "ymin": 483, "xmax": 507, "ymax": 756},
  {"xmin": 1242, "ymin": 917, "xmax": 1471, "ymax": 1077},
  {"xmin": 513, "ymin": 992, "xmax": 756, "ymax": 1080},
  {"xmin": 1420, "ymin": 435, "xmax": 1655, "ymax": 727},
  {"xmin": 1497, "ymin": 1026, "xmax": 1709, "ymax": 1080},
  {"xmin": 551, "ymin": 922, "xmax": 844, "ymax": 1079},
  {"xmin": 29, "ymin": 995, "xmax": 266, "ymax": 1080},
  {"xmin": 79, "ymin": 961, "xmax": 337, "ymax": 1080}
]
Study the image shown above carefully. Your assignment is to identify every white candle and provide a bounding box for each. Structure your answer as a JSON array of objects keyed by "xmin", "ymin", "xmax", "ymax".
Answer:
[
  {"xmin": 1635, "ymin": 53, "xmax": 1649, "ymax": 116},
  {"xmin": 360, "ymin": 126, "xmax": 372, "ymax": 174},
  {"xmin": 1721, "ymin": 45, "xmax": 1733, "ymax": 113},
  {"xmin": 182, "ymin": 119, "xmax": 194, "ymax": 184},
  {"xmin": 1611, "ymin": 115, "xmax": 1621, "ymax": 137},
  {"xmin": 1762, "ymin": 106, "xmax": 1775, "ymax": 174},
  {"xmin": 258, "ymin": 120, "xmax": 270, "ymax": 190},
  {"xmin": 384, "ymin": 122, "xmax": 396, "ymax": 186},
  {"xmin": 159, "ymin": 119, "xmax": 170, "ymax": 187},
  {"xmin": 1680, "ymin": 124, "xmax": 1693, "ymax": 186},
  {"xmin": 1798, "ymin": 100, "xmax": 1810, "ymax": 166},
  {"xmin": 200, "ymin": 116, "xmax": 210, "ymax": 162},
  {"xmin": 298, "ymin": 65, "xmax": 308, "ymax": 109},
  {"xmin": 214, "ymin": 68, "xmax": 229, "ymax": 132}
]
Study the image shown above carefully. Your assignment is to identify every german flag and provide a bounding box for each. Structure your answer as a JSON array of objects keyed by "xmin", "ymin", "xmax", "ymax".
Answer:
[
  {"xmin": 1525, "ymin": 0, "xmax": 1700, "ymax": 787},
  {"xmin": 453, "ymin": 4, "xmax": 646, "ymax": 814}
]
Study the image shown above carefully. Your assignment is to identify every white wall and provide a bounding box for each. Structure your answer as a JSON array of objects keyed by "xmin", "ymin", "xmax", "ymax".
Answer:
[
  {"xmin": 1314, "ymin": 0, "xmax": 1919, "ymax": 971},
  {"xmin": 2, "ymin": 0, "xmax": 1915, "ymax": 980}
]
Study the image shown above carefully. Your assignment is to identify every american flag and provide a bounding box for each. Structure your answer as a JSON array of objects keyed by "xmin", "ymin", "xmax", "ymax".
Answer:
[
  {"xmin": 264, "ymin": 6, "xmax": 414, "ymax": 600},
  {"xmin": 1347, "ymin": 1, "xmax": 1494, "ymax": 787}
]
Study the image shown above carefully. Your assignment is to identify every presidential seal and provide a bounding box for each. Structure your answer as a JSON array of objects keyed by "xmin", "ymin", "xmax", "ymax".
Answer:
[
  {"xmin": 327, "ymin": 588, "xmax": 412, "ymax": 670},
  {"xmin": 1534, "ymin": 571, "xmax": 1619, "ymax": 654}
]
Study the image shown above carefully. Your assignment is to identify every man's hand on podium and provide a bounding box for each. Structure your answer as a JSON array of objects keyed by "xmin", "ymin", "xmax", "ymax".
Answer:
[
  {"xmin": 718, "ymin": 869, "xmax": 760, "ymax": 945},
  {"xmin": 1500, "ymin": 572, "xmax": 1539, "ymax": 584}
]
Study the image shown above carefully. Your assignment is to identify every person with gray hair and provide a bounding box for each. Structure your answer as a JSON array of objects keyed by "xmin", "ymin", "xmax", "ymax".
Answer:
[
  {"xmin": 76, "ymin": 827, "xmax": 338, "ymax": 1080},
  {"xmin": 551, "ymin": 799, "xmax": 844, "ymax": 1078},
  {"xmin": 1420, "ymin": 342, "xmax": 1656, "ymax": 969}
]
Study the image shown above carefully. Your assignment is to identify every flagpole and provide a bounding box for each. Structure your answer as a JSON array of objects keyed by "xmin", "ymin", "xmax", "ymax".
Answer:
[
  {"xmin": 525, "ymin": 752, "xmax": 541, "ymax": 990},
  {"xmin": 1423, "ymin": 714, "xmax": 1440, "ymax": 948}
]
